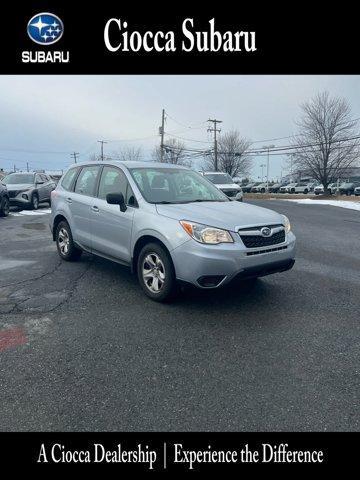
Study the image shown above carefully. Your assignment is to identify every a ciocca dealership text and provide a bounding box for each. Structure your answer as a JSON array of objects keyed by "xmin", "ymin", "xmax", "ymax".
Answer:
[{"xmin": 104, "ymin": 18, "xmax": 256, "ymax": 53}]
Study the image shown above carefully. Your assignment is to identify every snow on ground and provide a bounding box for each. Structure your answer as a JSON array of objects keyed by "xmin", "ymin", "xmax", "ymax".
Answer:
[
  {"xmin": 10, "ymin": 208, "xmax": 51, "ymax": 217},
  {"xmin": 280, "ymin": 199, "xmax": 360, "ymax": 211}
]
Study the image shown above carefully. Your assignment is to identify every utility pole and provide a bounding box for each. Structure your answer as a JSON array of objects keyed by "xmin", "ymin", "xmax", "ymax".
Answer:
[
  {"xmin": 260, "ymin": 163, "xmax": 266, "ymax": 182},
  {"xmin": 263, "ymin": 145, "xmax": 275, "ymax": 191},
  {"xmin": 159, "ymin": 109, "xmax": 165, "ymax": 162},
  {"xmin": 26, "ymin": 162, "xmax": 29, "ymax": 172},
  {"xmin": 97, "ymin": 140, "xmax": 107, "ymax": 161},
  {"xmin": 207, "ymin": 118, "xmax": 222, "ymax": 171},
  {"xmin": 71, "ymin": 152, "xmax": 80, "ymax": 164}
]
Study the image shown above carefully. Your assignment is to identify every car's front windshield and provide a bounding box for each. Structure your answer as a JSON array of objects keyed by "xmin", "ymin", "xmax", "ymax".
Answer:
[
  {"xmin": 129, "ymin": 167, "xmax": 229, "ymax": 204},
  {"xmin": 204, "ymin": 173, "xmax": 233, "ymax": 184},
  {"xmin": 2, "ymin": 174, "xmax": 34, "ymax": 184}
]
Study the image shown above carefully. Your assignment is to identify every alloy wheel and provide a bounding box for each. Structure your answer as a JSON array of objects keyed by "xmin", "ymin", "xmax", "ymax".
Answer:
[
  {"xmin": 58, "ymin": 227, "xmax": 70, "ymax": 255},
  {"xmin": 142, "ymin": 253, "xmax": 166, "ymax": 293}
]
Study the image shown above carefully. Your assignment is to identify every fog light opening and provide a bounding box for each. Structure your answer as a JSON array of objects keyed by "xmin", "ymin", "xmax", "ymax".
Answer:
[{"xmin": 197, "ymin": 275, "xmax": 225, "ymax": 288}]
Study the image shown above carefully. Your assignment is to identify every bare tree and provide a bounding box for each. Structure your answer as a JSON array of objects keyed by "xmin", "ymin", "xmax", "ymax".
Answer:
[
  {"xmin": 113, "ymin": 146, "xmax": 143, "ymax": 162},
  {"xmin": 292, "ymin": 91, "xmax": 360, "ymax": 191},
  {"xmin": 152, "ymin": 138, "xmax": 191, "ymax": 166},
  {"xmin": 203, "ymin": 130, "xmax": 252, "ymax": 177}
]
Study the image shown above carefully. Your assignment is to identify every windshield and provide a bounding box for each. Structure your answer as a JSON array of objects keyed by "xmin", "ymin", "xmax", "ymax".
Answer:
[
  {"xmin": 129, "ymin": 167, "xmax": 229, "ymax": 204},
  {"xmin": 3, "ymin": 173, "xmax": 34, "ymax": 184},
  {"xmin": 204, "ymin": 173, "xmax": 233, "ymax": 184}
]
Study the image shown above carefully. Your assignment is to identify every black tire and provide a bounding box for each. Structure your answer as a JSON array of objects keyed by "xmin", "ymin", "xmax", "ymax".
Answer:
[
  {"xmin": 0, "ymin": 196, "xmax": 10, "ymax": 217},
  {"xmin": 291, "ymin": 188, "xmax": 295, "ymax": 194},
  {"xmin": 55, "ymin": 220, "xmax": 82, "ymax": 261},
  {"xmin": 304, "ymin": 189, "xmax": 308, "ymax": 194},
  {"xmin": 31, "ymin": 193, "xmax": 39, "ymax": 210},
  {"xmin": 137, "ymin": 242, "xmax": 177, "ymax": 302}
]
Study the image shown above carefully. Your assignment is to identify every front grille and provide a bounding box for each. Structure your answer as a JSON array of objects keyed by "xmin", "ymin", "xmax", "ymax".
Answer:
[
  {"xmin": 8, "ymin": 191, "xmax": 18, "ymax": 198},
  {"xmin": 239, "ymin": 229, "xmax": 285, "ymax": 248},
  {"xmin": 223, "ymin": 189, "xmax": 238, "ymax": 197}
]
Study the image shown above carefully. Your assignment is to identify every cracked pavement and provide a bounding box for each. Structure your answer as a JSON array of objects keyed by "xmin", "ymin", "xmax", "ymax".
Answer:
[{"xmin": 0, "ymin": 202, "xmax": 359, "ymax": 431}]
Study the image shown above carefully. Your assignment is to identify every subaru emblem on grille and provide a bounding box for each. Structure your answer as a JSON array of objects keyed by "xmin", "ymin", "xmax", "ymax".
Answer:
[{"xmin": 260, "ymin": 227, "xmax": 272, "ymax": 237}]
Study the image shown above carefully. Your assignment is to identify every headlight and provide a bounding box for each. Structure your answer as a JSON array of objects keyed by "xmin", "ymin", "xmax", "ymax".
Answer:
[
  {"xmin": 282, "ymin": 215, "xmax": 291, "ymax": 233},
  {"xmin": 180, "ymin": 220, "xmax": 234, "ymax": 244}
]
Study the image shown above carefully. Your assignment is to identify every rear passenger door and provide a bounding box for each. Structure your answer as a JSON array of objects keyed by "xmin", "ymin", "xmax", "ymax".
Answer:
[
  {"xmin": 70, "ymin": 165, "xmax": 101, "ymax": 250},
  {"xmin": 90, "ymin": 165, "xmax": 135, "ymax": 263}
]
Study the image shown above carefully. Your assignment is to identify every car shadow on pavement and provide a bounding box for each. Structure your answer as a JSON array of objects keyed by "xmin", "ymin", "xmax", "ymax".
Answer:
[{"xmin": 90, "ymin": 254, "xmax": 274, "ymax": 312}]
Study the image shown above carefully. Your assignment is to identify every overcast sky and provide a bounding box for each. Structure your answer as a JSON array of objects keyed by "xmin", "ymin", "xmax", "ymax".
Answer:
[{"xmin": 0, "ymin": 75, "xmax": 359, "ymax": 179}]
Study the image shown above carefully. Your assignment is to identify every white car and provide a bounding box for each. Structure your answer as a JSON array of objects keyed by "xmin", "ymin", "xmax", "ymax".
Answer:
[
  {"xmin": 292, "ymin": 183, "xmax": 312, "ymax": 194},
  {"xmin": 314, "ymin": 183, "xmax": 338, "ymax": 195},
  {"xmin": 279, "ymin": 183, "xmax": 297, "ymax": 193},
  {"xmin": 251, "ymin": 183, "xmax": 268, "ymax": 193},
  {"xmin": 202, "ymin": 172, "xmax": 243, "ymax": 201}
]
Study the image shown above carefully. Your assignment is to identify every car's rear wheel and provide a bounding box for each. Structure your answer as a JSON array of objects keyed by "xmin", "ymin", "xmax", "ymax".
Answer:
[
  {"xmin": 56, "ymin": 221, "xmax": 82, "ymax": 261},
  {"xmin": 137, "ymin": 242, "xmax": 177, "ymax": 302},
  {"xmin": 0, "ymin": 197, "xmax": 10, "ymax": 217},
  {"xmin": 31, "ymin": 194, "xmax": 39, "ymax": 210}
]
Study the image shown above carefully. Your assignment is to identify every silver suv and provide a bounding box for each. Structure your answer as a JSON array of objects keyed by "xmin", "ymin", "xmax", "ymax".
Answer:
[
  {"xmin": 2, "ymin": 172, "xmax": 55, "ymax": 209},
  {"xmin": 50, "ymin": 162, "xmax": 296, "ymax": 302}
]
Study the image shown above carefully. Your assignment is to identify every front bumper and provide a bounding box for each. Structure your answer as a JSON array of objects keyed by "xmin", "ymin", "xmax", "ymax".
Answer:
[
  {"xmin": 172, "ymin": 231, "xmax": 296, "ymax": 288},
  {"xmin": 9, "ymin": 196, "xmax": 32, "ymax": 207}
]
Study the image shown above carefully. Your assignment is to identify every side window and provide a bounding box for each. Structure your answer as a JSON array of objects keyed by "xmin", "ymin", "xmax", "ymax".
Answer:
[
  {"xmin": 61, "ymin": 168, "xmax": 79, "ymax": 192},
  {"xmin": 98, "ymin": 166, "xmax": 128, "ymax": 200},
  {"xmin": 35, "ymin": 174, "xmax": 42, "ymax": 184},
  {"xmin": 74, "ymin": 166, "xmax": 100, "ymax": 196}
]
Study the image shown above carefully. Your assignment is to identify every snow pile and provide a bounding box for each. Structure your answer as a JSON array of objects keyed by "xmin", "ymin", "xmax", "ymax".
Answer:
[{"xmin": 281, "ymin": 199, "xmax": 360, "ymax": 211}]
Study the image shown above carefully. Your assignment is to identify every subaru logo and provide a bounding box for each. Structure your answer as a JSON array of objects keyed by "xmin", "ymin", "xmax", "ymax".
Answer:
[
  {"xmin": 261, "ymin": 227, "xmax": 272, "ymax": 237},
  {"xmin": 27, "ymin": 13, "xmax": 64, "ymax": 45}
]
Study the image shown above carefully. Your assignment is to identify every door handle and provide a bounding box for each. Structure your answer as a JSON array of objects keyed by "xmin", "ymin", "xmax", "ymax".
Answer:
[
  {"xmin": 91, "ymin": 206, "xmax": 99, "ymax": 212},
  {"xmin": 66, "ymin": 198, "xmax": 72, "ymax": 204}
]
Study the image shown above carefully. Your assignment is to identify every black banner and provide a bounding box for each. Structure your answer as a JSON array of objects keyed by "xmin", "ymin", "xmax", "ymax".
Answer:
[
  {"xmin": 0, "ymin": 1, "xmax": 358, "ymax": 74},
  {"xmin": 0, "ymin": 432, "xmax": 357, "ymax": 471}
]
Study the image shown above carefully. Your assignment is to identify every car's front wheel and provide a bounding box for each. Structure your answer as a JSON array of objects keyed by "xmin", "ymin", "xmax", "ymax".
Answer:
[
  {"xmin": 0, "ymin": 196, "xmax": 10, "ymax": 217},
  {"xmin": 137, "ymin": 242, "xmax": 177, "ymax": 302},
  {"xmin": 55, "ymin": 220, "xmax": 82, "ymax": 261}
]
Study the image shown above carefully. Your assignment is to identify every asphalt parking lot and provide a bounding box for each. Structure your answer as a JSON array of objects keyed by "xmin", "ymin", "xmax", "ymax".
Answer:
[{"xmin": 0, "ymin": 201, "xmax": 359, "ymax": 431}]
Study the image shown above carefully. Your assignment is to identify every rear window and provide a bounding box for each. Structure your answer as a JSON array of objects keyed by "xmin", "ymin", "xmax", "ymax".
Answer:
[{"xmin": 61, "ymin": 168, "xmax": 79, "ymax": 191}]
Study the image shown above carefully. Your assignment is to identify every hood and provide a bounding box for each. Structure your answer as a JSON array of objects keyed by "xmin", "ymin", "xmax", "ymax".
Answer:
[
  {"xmin": 6, "ymin": 183, "xmax": 33, "ymax": 191},
  {"xmin": 215, "ymin": 183, "xmax": 240, "ymax": 190},
  {"xmin": 156, "ymin": 201, "xmax": 283, "ymax": 232}
]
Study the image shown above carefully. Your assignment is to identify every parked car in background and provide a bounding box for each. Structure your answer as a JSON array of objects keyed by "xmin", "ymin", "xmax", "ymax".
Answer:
[
  {"xmin": 201, "ymin": 172, "xmax": 243, "ymax": 201},
  {"xmin": 0, "ymin": 181, "xmax": 9, "ymax": 217},
  {"xmin": 2, "ymin": 172, "xmax": 56, "ymax": 209},
  {"xmin": 280, "ymin": 183, "xmax": 297, "ymax": 193},
  {"xmin": 292, "ymin": 183, "xmax": 313, "ymax": 194},
  {"xmin": 269, "ymin": 183, "xmax": 280, "ymax": 193},
  {"xmin": 242, "ymin": 182, "xmax": 256, "ymax": 193},
  {"xmin": 339, "ymin": 182, "xmax": 360, "ymax": 196},
  {"xmin": 251, "ymin": 182, "xmax": 268, "ymax": 193},
  {"xmin": 50, "ymin": 161, "xmax": 296, "ymax": 302},
  {"xmin": 314, "ymin": 183, "xmax": 338, "ymax": 195},
  {"xmin": 354, "ymin": 186, "xmax": 360, "ymax": 196}
]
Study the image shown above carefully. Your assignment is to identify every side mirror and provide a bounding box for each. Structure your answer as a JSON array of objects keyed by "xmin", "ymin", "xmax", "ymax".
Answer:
[{"xmin": 106, "ymin": 192, "xmax": 127, "ymax": 212}]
